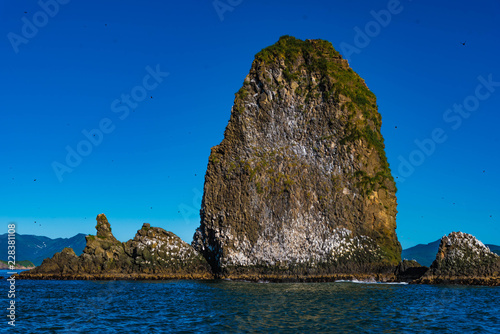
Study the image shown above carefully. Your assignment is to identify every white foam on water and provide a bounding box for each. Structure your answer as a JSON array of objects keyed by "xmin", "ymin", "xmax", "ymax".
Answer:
[{"xmin": 335, "ymin": 279, "xmax": 408, "ymax": 285}]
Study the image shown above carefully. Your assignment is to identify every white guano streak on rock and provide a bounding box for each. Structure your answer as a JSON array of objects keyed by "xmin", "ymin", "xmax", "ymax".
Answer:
[{"xmin": 221, "ymin": 214, "xmax": 379, "ymax": 268}]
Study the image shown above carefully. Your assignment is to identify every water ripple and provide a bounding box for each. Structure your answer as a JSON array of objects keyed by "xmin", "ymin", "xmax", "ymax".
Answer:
[{"xmin": 1, "ymin": 273, "xmax": 499, "ymax": 333}]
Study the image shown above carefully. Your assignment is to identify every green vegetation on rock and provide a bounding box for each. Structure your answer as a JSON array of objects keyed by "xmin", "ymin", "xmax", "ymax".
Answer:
[
  {"xmin": 20, "ymin": 214, "xmax": 212, "ymax": 279},
  {"xmin": 0, "ymin": 259, "xmax": 35, "ymax": 268}
]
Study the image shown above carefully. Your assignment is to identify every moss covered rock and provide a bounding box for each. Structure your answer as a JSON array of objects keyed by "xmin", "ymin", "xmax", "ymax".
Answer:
[{"xmin": 21, "ymin": 214, "xmax": 212, "ymax": 280}]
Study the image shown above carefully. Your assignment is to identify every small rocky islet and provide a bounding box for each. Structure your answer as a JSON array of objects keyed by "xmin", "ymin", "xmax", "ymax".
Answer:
[
  {"xmin": 20, "ymin": 36, "xmax": 499, "ymax": 286},
  {"xmin": 416, "ymin": 232, "xmax": 500, "ymax": 286},
  {"xmin": 20, "ymin": 214, "xmax": 211, "ymax": 280}
]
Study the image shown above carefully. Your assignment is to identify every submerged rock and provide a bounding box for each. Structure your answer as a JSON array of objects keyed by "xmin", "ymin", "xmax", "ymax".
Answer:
[
  {"xmin": 20, "ymin": 214, "xmax": 212, "ymax": 280},
  {"xmin": 193, "ymin": 36, "xmax": 401, "ymax": 280},
  {"xmin": 416, "ymin": 232, "xmax": 500, "ymax": 286}
]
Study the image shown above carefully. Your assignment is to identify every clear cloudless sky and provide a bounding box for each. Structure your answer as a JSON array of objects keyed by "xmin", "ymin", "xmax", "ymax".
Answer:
[{"xmin": 0, "ymin": 0, "xmax": 499, "ymax": 249}]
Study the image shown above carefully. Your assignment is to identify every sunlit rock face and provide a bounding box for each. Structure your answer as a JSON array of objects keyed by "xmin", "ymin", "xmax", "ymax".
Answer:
[
  {"xmin": 427, "ymin": 232, "xmax": 500, "ymax": 277},
  {"xmin": 413, "ymin": 231, "xmax": 500, "ymax": 285},
  {"xmin": 21, "ymin": 214, "xmax": 211, "ymax": 279},
  {"xmin": 193, "ymin": 36, "xmax": 401, "ymax": 279},
  {"xmin": 122, "ymin": 223, "xmax": 210, "ymax": 274}
]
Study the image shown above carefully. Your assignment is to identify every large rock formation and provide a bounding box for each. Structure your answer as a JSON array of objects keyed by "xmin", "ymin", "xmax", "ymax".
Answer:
[
  {"xmin": 193, "ymin": 36, "xmax": 401, "ymax": 280},
  {"xmin": 20, "ymin": 214, "xmax": 211, "ymax": 280},
  {"xmin": 416, "ymin": 232, "xmax": 500, "ymax": 286}
]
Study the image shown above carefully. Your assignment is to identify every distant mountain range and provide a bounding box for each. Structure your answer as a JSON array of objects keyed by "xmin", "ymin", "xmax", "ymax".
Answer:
[
  {"xmin": 402, "ymin": 239, "xmax": 500, "ymax": 267},
  {"xmin": 0, "ymin": 259, "xmax": 35, "ymax": 269},
  {"xmin": 0, "ymin": 233, "xmax": 87, "ymax": 266}
]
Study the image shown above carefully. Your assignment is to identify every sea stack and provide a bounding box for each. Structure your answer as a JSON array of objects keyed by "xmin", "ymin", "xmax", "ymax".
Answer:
[
  {"xmin": 193, "ymin": 36, "xmax": 401, "ymax": 280},
  {"xmin": 20, "ymin": 214, "xmax": 212, "ymax": 280},
  {"xmin": 417, "ymin": 231, "xmax": 500, "ymax": 286}
]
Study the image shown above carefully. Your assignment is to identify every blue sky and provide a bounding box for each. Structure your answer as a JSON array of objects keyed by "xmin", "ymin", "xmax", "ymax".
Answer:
[{"xmin": 0, "ymin": 0, "xmax": 499, "ymax": 249}]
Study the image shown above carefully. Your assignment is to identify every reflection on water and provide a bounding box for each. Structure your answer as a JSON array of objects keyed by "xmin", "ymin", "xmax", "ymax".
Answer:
[{"xmin": 2, "ymin": 271, "xmax": 499, "ymax": 333}]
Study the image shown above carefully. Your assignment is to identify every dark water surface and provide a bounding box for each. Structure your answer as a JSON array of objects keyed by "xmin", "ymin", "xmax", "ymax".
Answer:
[{"xmin": 2, "ymin": 270, "xmax": 499, "ymax": 333}]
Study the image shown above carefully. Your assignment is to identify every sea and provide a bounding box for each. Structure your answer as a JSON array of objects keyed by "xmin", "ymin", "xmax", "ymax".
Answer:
[{"xmin": 1, "ymin": 270, "xmax": 499, "ymax": 333}]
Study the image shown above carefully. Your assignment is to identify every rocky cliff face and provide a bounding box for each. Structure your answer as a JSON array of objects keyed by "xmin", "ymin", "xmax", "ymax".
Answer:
[
  {"xmin": 21, "ymin": 214, "xmax": 211, "ymax": 279},
  {"xmin": 193, "ymin": 36, "xmax": 401, "ymax": 279},
  {"xmin": 417, "ymin": 232, "xmax": 500, "ymax": 285}
]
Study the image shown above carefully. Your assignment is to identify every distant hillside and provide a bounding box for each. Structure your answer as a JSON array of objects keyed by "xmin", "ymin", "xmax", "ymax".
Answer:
[
  {"xmin": 0, "ymin": 233, "xmax": 87, "ymax": 266},
  {"xmin": 402, "ymin": 239, "xmax": 500, "ymax": 267},
  {"xmin": 402, "ymin": 240, "xmax": 441, "ymax": 267},
  {"xmin": 0, "ymin": 260, "xmax": 35, "ymax": 269},
  {"xmin": 488, "ymin": 244, "xmax": 500, "ymax": 256}
]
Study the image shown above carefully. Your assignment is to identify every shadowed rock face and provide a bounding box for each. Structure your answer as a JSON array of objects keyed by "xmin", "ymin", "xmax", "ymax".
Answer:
[
  {"xmin": 416, "ymin": 232, "xmax": 500, "ymax": 286},
  {"xmin": 193, "ymin": 36, "xmax": 401, "ymax": 279},
  {"xmin": 20, "ymin": 215, "xmax": 211, "ymax": 280},
  {"xmin": 394, "ymin": 260, "xmax": 428, "ymax": 282}
]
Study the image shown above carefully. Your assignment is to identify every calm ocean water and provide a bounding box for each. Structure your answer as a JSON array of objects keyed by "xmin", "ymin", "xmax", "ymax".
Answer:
[{"xmin": 1, "ymin": 270, "xmax": 499, "ymax": 333}]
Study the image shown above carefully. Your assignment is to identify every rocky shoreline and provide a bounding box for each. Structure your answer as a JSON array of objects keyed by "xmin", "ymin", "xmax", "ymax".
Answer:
[
  {"xmin": 18, "ymin": 216, "xmax": 499, "ymax": 285},
  {"xmin": 17, "ymin": 273, "xmax": 500, "ymax": 286},
  {"xmin": 17, "ymin": 272, "xmax": 212, "ymax": 281}
]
